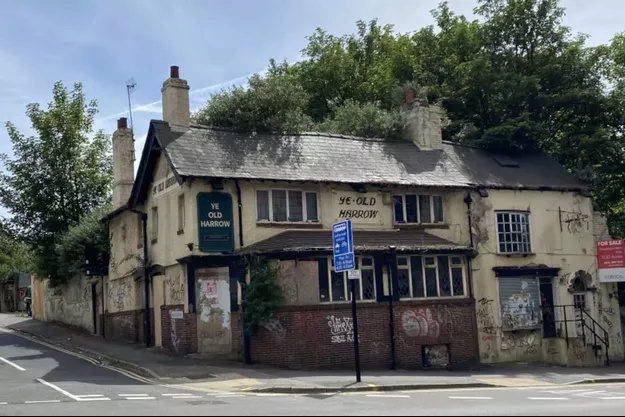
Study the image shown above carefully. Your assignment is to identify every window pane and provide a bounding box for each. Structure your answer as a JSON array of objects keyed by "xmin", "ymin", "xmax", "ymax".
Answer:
[
  {"xmin": 406, "ymin": 195, "xmax": 418, "ymax": 223},
  {"xmin": 393, "ymin": 195, "xmax": 404, "ymax": 222},
  {"xmin": 397, "ymin": 257, "xmax": 408, "ymax": 266},
  {"xmin": 438, "ymin": 256, "xmax": 451, "ymax": 296},
  {"xmin": 349, "ymin": 278, "xmax": 361, "ymax": 301},
  {"xmin": 306, "ymin": 192, "xmax": 318, "ymax": 221},
  {"xmin": 362, "ymin": 257, "xmax": 373, "ymax": 267},
  {"xmin": 272, "ymin": 190, "xmax": 287, "ymax": 221},
  {"xmin": 362, "ymin": 270, "xmax": 375, "ymax": 300},
  {"xmin": 452, "ymin": 267, "xmax": 464, "ymax": 296},
  {"xmin": 419, "ymin": 195, "xmax": 431, "ymax": 223},
  {"xmin": 288, "ymin": 191, "xmax": 303, "ymax": 222},
  {"xmin": 318, "ymin": 258, "xmax": 329, "ymax": 302},
  {"xmin": 331, "ymin": 271, "xmax": 346, "ymax": 301},
  {"xmin": 425, "ymin": 267, "xmax": 438, "ymax": 297},
  {"xmin": 256, "ymin": 190, "xmax": 270, "ymax": 220},
  {"xmin": 410, "ymin": 256, "xmax": 424, "ymax": 297},
  {"xmin": 397, "ymin": 267, "xmax": 410, "ymax": 298},
  {"xmin": 433, "ymin": 196, "xmax": 444, "ymax": 223}
]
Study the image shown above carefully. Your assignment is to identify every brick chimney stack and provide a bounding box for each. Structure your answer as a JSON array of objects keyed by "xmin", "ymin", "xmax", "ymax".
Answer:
[
  {"xmin": 403, "ymin": 88, "xmax": 442, "ymax": 150},
  {"xmin": 161, "ymin": 65, "xmax": 190, "ymax": 127},
  {"xmin": 112, "ymin": 117, "xmax": 135, "ymax": 208}
]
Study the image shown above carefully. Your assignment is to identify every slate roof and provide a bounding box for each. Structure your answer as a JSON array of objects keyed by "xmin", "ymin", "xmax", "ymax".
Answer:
[
  {"xmin": 239, "ymin": 229, "xmax": 471, "ymax": 255},
  {"xmin": 150, "ymin": 120, "xmax": 587, "ymax": 192}
]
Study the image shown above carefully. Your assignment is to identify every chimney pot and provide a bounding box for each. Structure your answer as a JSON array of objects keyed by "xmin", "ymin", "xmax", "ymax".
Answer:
[
  {"xmin": 117, "ymin": 117, "xmax": 128, "ymax": 129},
  {"xmin": 405, "ymin": 88, "xmax": 415, "ymax": 104},
  {"xmin": 170, "ymin": 66, "xmax": 179, "ymax": 79}
]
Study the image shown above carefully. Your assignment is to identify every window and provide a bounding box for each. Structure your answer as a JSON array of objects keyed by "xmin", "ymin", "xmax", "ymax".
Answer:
[
  {"xmin": 151, "ymin": 206, "xmax": 158, "ymax": 243},
  {"xmin": 256, "ymin": 189, "xmax": 318, "ymax": 222},
  {"xmin": 321, "ymin": 257, "xmax": 376, "ymax": 302},
  {"xmin": 393, "ymin": 194, "xmax": 444, "ymax": 224},
  {"xmin": 396, "ymin": 255, "xmax": 465, "ymax": 298},
  {"xmin": 496, "ymin": 212, "xmax": 531, "ymax": 254},
  {"xmin": 177, "ymin": 194, "xmax": 185, "ymax": 233},
  {"xmin": 137, "ymin": 218, "xmax": 144, "ymax": 248}
]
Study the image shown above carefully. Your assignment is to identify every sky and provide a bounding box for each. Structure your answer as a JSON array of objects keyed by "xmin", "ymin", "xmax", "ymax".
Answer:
[{"xmin": 0, "ymin": 0, "xmax": 623, "ymax": 211}]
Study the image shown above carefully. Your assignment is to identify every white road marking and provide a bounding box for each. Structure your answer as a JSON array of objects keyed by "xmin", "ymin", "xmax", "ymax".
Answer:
[
  {"xmin": 0, "ymin": 402, "xmax": 7, "ymax": 405},
  {"xmin": 572, "ymin": 390, "xmax": 607, "ymax": 397},
  {"xmin": 255, "ymin": 393, "xmax": 288, "ymax": 397},
  {"xmin": 173, "ymin": 396, "xmax": 202, "ymax": 399},
  {"xmin": 366, "ymin": 394, "xmax": 410, "ymax": 398},
  {"xmin": 216, "ymin": 395, "xmax": 245, "ymax": 398},
  {"xmin": 0, "ymin": 357, "xmax": 26, "ymax": 371},
  {"xmin": 600, "ymin": 397, "xmax": 625, "ymax": 400},
  {"xmin": 78, "ymin": 397, "xmax": 111, "ymax": 401},
  {"xmin": 449, "ymin": 396, "xmax": 493, "ymax": 400},
  {"xmin": 126, "ymin": 397, "xmax": 156, "ymax": 400},
  {"xmin": 36, "ymin": 378, "xmax": 81, "ymax": 401},
  {"xmin": 76, "ymin": 395, "xmax": 104, "ymax": 398},
  {"xmin": 25, "ymin": 400, "xmax": 62, "ymax": 404},
  {"xmin": 528, "ymin": 397, "xmax": 570, "ymax": 400},
  {"xmin": 162, "ymin": 393, "xmax": 193, "ymax": 397},
  {"xmin": 119, "ymin": 394, "xmax": 148, "ymax": 397},
  {"xmin": 539, "ymin": 389, "xmax": 589, "ymax": 394}
]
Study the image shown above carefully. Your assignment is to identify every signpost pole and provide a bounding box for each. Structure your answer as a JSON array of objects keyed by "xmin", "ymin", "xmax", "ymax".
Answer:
[{"xmin": 350, "ymin": 278, "xmax": 361, "ymax": 383}]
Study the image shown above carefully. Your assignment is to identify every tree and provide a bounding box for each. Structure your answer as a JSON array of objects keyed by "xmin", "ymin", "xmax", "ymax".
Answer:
[
  {"xmin": 0, "ymin": 81, "xmax": 112, "ymax": 283},
  {"xmin": 0, "ymin": 229, "xmax": 33, "ymax": 282},
  {"xmin": 195, "ymin": 0, "xmax": 625, "ymax": 234}
]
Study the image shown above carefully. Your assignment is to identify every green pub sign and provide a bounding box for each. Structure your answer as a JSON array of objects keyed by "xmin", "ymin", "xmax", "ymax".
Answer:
[{"xmin": 197, "ymin": 192, "xmax": 234, "ymax": 252}]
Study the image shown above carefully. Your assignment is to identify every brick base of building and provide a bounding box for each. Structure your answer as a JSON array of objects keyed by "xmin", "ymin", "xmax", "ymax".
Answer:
[
  {"xmin": 232, "ymin": 299, "xmax": 478, "ymax": 370},
  {"xmin": 161, "ymin": 304, "xmax": 197, "ymax": 355},
  {"xmin": 104, "ymin": 309, "xmax": 154, "ymax": 345}
]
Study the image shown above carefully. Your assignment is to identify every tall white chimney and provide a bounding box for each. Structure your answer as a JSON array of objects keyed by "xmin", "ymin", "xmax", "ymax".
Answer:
[
  {"xmin": 112, "ymin": 117, "xmax": 134, "ymax": 208},
  {"xmin": 403, "ymin": 89, "xmax": 443, "ymax": 150},
  {"xmin": 161, "ymin": 65, "xmax": 190, "ymax": 126}
]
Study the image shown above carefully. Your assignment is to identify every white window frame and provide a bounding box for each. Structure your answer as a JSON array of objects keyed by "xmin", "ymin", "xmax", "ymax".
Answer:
[
  {"xmin": 325, "ymin": 256, "xmax": 376, "ymax": 303},
  {"xmin": 177, "ymin": 194, "xmax": 185, "ymax": 233},
  {"xmin": 396, "ymin": 255, "xmax": 466, "ymax": 299},
  {"xmin": 151, "ymin": 206, "xmax": 158, "ymax": 243},
  {"xmin": 393, "ymin": 194, "xmax": 444, "ymax": 224},
  {"xmin": 495, "ymin": 211, "xmax": 532, "ymax": 254},
  {"xmin": 256, "ymin": 189, "xmax": 319, "ymax": 223}
]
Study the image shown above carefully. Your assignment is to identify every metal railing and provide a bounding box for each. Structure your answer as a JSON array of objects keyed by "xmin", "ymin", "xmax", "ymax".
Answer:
[{"xmin": 544, "ymin": 304, "xmax": 610, "ymax": 365}]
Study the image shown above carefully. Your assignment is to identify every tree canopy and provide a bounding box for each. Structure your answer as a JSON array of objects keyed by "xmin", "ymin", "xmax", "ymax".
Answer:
[
  {"xmin": 194, "ymin": 0, "xmax": 625, "ymax": 235},
  {"xmin": 1, "ymin": 81, "xmax": 112, "ymax": 284}
]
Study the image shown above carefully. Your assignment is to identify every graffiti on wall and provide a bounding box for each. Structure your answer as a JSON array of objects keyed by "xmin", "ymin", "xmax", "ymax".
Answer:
[
  {"xmin": 166, "ymin": 273, "xmax": 185, "ymax": 305},
  {"xmin": 401, "ymin": 308, "xmax": 440, "ymax": 338},
  {"xmin": 327, "ymin": 315, "xmax": 354, "ymax": 343},
  {"xmin": 501, "ymin": 291, "xmax": 539, "ymax": 330},
  {"xmin": 500, "ymin": 332, "xmax": 538, "ymax": 354},
  {"xmin": 170, "ymin": 315, "xmax": 181, "ymax": 353},
  {"xmin": 477, "ymin": 298, "xmax": 498, "ymax": 335},
  {"xmin": 262, "ymin": 319, "xmax": 286, "ymax": 341},
  {"xmin": 423, "ymin": 344, "xmax": 450, "ymax": 368}
]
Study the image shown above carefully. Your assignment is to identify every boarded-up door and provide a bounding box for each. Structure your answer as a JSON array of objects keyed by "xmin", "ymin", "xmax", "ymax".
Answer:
[{"xmin": 196, "ymin": 267, "xmax": 232, "ymax": 354}]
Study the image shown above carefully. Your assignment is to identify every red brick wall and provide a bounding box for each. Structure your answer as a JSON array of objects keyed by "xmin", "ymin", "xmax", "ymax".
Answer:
[
  {"xmin": 232, "ymin": 298, "xmax": 478, "ymax": 370},
  {"xmin": 105, "ymin": 308, "xmax": 155, "ymax": 345},
  {"xmin": 161, "ymin": 305, "xmax": 197, "ymax": 355}
]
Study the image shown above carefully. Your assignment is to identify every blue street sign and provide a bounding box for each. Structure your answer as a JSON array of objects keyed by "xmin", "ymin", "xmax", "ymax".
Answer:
[{"xmin": 332, "ymin": 219, "xmax": 355, "ymax": 272}]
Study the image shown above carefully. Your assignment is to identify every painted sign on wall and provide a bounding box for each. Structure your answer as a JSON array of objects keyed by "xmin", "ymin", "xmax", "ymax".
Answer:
[
  {"xmin": 597, "ymin": 239, "xmax": 625, "ymax": 282},
  {"xmin": 197, "ymin": 192, "xmax": 234, "ymax": 252},
  {"xmin": 333, "ymin": 192, "xmax": 384, "ymax": 224}
]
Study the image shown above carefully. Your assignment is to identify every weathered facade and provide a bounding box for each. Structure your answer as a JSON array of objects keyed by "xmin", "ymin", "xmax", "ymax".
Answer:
[{"xmin": 101, "ymin": 65, "xmax": 623, "ymax": 369}]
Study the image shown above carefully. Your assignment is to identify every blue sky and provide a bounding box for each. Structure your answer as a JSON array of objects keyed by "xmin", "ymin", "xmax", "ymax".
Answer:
[{"xmin": 0, "ymin": 0, "xmax": 623, "ymax": 183}]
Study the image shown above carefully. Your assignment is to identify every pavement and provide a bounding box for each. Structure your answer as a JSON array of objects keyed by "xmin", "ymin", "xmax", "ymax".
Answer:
[{"xmin": 3, "ymin": 313, "xmax": 625, "ymax": 395}]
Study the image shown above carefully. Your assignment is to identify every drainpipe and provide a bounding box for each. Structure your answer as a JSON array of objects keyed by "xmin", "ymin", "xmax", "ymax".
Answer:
[{"xmin": 131, "ymin": 209, "xmax": 151, "ymax": 348}]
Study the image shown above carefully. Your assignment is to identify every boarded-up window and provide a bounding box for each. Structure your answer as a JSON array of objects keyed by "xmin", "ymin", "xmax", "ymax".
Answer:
[{"xmin": 498, "ymin": 277, "xmax": 541, "ymax": 330}]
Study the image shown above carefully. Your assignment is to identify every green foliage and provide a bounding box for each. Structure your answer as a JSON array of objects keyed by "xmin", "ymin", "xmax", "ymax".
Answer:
[
  {"xmin": 0, "ymin": 230, "xmax": 34, "ymax": 282},
  {"xmin": 317, "ymin": 100, "xmax": 403, "ymax": 139},
  {"xmin": 55, "ymin": 205, "xmax": 111, "ymax": 284},
  {"xmin": 0, "ymin": 81, "xmax": 113, "ymax": 282},
  {"xmin": 244, "ymin": 256, "xmax": 283, "ymax": 336}
]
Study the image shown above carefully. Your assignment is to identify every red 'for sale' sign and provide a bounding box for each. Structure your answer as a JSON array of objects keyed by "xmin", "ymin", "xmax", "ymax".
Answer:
[{"xmin": 597, "ymin": 239, "xmax": 625, "ymax": 282}]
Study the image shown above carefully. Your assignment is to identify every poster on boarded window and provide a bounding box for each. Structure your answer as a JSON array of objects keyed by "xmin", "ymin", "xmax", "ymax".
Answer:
[{"xmin": 597, "ymin": 239, "xmax": 625, "ymax": 282}]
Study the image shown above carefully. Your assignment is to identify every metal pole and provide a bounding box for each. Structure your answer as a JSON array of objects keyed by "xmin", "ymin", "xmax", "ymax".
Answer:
[
  {"xmin": 350, "ymin": 279, "xmax": 361, "ymax": 383},
  {"xmin": 388, "ymin": 263, "xmax": 396, "ymax": 370}
]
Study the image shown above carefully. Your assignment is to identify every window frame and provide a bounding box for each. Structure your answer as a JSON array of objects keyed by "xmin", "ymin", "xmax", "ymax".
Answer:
[
  {"xmin": 495, "ymin": 211, "xmax": 532, "ymax": 254},
  {"xmin": 323, "ymin": 256, "xmax": 377, "ymax": 303},
  {"xmin": 177, "ymin": 194, "xmax": 185, "ymax": 234},
  {"xmin": 150, "ymin": 206, "xmax": 158, "ymax": 244},
  {"xmin": 256, "ymin": 188, "xmax": 319, "ymax": 223},
  {"xmin": 393, "ymin": 193, "xmax": 444, "ymax": 225},
  {"xmin": 396, "ymin": 255, "xmax": 467, "ymax": 299}
]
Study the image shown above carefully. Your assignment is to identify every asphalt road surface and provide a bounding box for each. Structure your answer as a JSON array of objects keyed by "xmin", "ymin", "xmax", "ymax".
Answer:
[{"xmin": 2, "ymin": 327, "xmax": 625, "ymax": 416}]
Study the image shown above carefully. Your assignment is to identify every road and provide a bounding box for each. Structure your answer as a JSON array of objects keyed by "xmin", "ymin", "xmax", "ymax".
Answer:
[{"xmin": 2, "ymin": 327, "xmax": 625, "ymax": 416}]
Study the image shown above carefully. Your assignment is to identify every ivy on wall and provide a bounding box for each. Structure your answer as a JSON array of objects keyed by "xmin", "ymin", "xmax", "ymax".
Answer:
[{"xmin": 244, "ymin": 256, "xmax": 282, "ymax": 336}]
